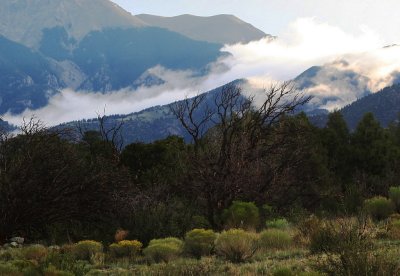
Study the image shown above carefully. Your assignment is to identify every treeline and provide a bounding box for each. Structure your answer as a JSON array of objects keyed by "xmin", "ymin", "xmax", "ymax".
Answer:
[{"xmin": 1, "ymin": 83, "xmax": 400, "ymax": 245}]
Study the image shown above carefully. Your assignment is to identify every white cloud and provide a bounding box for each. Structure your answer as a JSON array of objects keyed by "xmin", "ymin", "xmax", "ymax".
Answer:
[{"xmin": 4, "ymin": 17, "xmax": 400, "ymax": 126}]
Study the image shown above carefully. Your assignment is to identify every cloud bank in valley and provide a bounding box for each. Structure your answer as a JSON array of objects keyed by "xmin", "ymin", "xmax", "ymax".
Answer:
[{"xmin": 4, "ymin": 17, "xmax": 400, "ymax": 126}]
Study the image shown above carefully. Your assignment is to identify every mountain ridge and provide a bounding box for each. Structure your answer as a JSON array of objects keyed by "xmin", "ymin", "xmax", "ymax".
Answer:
[
  {"xmin": 0, "ymin": 0, "xmax": 146, "ymax": 48},
  {"xmin": 136, "ymin": 13, "xmax": 269, "ymax": 45}
]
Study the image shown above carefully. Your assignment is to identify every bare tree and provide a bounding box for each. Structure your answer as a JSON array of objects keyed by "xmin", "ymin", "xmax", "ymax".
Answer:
[
  {"xmin": 171, "ymin": 93, "xmax": 214, "ymax": 146},
  {"xmin": 75, "ymin": 110, "xmax": 124, "ymax": 161},
  {"xmin": 171, "ymin": 81, "xmax": 311, "ymax": 227}
]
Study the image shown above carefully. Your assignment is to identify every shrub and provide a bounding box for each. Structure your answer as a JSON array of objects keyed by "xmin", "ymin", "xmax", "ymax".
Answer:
[
  {"xmin": 389, "ymin": 186, "xmax": 400, "ymax": 212},
  {"xmin": 364, "ymin": 196, "xmax": 394, "ymax": 221},
  {"xmin": 214, "ymin": 229, "xmax": 259, "ymax": 263},
  {"xmin": 0, "ymin": 263, "xmax": 20, "ymax": 275},
  {"xmin": 259, "ymin": 229, "xmax": 293, "ymax": 250},
  {"xmin": 309, "ymin": 220, "xmax": 342, "ymax": 254},
  {"xmin": 114, "ymin": 229, "xmax": 129, "ymax": 242},
  {"xmin": 223, "ymin": 201, "xmax": 260, "ymax": 230},
  {"xmin": 308, "ymin": 218, "xmax": 399, "ymax": 275},
  {"xmin": 184, "ymin": 229, "xmax": 217, "ymax": 258},
  {"xmin": 72, "ymin": 240, "xmax": 103, "ymax": 261},
  {"xmin": 22, "ymin": 244, "xmax": 48, "ymax": 262},
  {"xmin": 143, "ymin": 237, "xmax": 183, "ymax": 263},
  {"xmin": 5, "ymin": 259, "xmax": 39, "ymax": 275},
  {"xmin": 266, "ymin": 218, "xmax": 290, "ymax": 230},
  {"xmin": 109, "ymin": 240, "xmax": 143, "ymax": 259}
]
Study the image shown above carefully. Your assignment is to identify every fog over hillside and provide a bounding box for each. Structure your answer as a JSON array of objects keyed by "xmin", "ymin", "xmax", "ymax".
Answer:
[{"xmin": 1, "ymin": 1, "xmax": 400, "ymax": 128}]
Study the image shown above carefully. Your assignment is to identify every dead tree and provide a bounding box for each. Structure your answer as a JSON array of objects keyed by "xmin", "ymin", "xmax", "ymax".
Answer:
[
  {"xmin": 76, "ymin": 111, "xmax": 124, "ymax": 161},
  {"xmin": 171, "ymin": 81, "xmax": 311, "ymax": 227}
]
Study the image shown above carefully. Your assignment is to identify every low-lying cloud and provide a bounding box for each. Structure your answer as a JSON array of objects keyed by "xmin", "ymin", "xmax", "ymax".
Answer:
[{"xmin": 4, "ymin": 17, "xmax": 400, "ymax": 126}]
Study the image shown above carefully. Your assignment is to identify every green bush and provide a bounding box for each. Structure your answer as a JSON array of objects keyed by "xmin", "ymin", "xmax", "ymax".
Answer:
[
  {"xmin": 266, "ymin": 218, "xmax": 290, "ymax": 230},
  {"xmin": 3, "ymin": 259, "xmax": 40, "ymax": 275},
  {"xmin": 259, "ymin": 229, "xmax": 293, "ymax": 250},
  {"xmin": 72, "ymin": 240, "xmax": 103, "ymax": 261},
  {"xmin": 143, "ymin": 237, "xmax": 183, "ymax": 263},
  {"xmin": 214, "ymin": 229, "xmax": 259, "ymax": 263},
  {"xmin": 222, "ymin": 201, "xmax": 260, "ymax": 230},
  {"xmin": 0, "ymin": 248, "xmax": 18, "ymax": 261},
  {"xmin": 109, "ymin": 240, "xmax": 142, "ymax": 259},
  {"xmin": 0, "ymin": 263, "xmax": 20, "ymax": 275},
  {"xmin": 22, "ymin": 244, "xmax": 48, "ymax": 262},
  {"xmin": 364, "ymin": 196, "xmax": 394, "ymax": 221},
  {"xmin": 184, "ymin": 229, "xmax": 217, "ymax": 258},
  {"xmin": 389, "ymin": 186, "xmax": 400, "ymax": 212}
]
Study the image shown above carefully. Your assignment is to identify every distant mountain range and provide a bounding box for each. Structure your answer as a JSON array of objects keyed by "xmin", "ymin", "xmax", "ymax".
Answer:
[
  {"xmin": 311, "ymin": 84, "xmax": 400, "ymax": 130},
  {"xmin": 59, "ymin": 81, "xmax": 243, "ymax": 144},
  {"xmin": 0, "ymin": 0, "xmax": 269, "ymax": 115},
  {"xmin": 1, "ymin": 0, "xmax": 400, "ymax": 141},
  {"xmin": 63, "ymin": 80, "xmax": 400, "ymax": 145}
]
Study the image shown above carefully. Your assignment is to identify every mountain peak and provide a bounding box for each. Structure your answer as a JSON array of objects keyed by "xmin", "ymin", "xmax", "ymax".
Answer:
[
  {"xmin": 0, "ymin": 0, "xmax": 146, "ymax": 48},
  {"xmin": 137, "ymin": 13, "xmax": 269, "ymax": 45}
]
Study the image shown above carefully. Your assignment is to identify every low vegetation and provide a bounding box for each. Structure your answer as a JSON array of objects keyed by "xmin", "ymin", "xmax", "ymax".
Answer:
[{"xmin": 2, "ymin": 83, "xmax": 400, "ymax": 274}]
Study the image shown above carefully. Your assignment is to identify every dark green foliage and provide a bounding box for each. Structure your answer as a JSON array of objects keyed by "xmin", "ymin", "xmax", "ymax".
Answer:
[
  {"xmin": 0, "ymin": 125, "xmax": 129, "ymax": 242},
  {"xmin": 352, "ymin": 113, "xmax": 388, "ymax": 175},
  {"xmin": 3, "ymin": 77, "xmax": 400, "ymax": 247},
  {"xmin": 222, "ymin": 201, "xmax": 260, "ymax": 230},
  {"xmin": 321, "ymin": 111, "xmax": 352, "ymax": 185}
]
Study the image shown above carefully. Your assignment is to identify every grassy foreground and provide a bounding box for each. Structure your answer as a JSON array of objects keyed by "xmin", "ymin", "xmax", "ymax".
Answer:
[{"xmin": 2, "ymin": 216, "xmax": 400, "ymax": 276}]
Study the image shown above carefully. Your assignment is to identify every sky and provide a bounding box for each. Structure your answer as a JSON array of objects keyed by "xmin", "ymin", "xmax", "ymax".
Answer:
[{"xmin": 113, "ymin": 0, "xmax": 400, "ymax": 45}]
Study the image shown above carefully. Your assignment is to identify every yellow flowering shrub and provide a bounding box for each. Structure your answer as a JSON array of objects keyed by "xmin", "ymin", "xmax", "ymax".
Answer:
[{"xmin": 109, "ymin": 240, "xmax": 143, "ymax": 258}]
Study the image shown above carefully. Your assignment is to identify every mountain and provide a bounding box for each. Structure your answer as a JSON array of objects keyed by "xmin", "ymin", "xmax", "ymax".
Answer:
[
  {"xmin": 294, "ymin": 62, "xmax": 371, "ymax": 114},
  {"xmin": 0, "ymin": 0, "xmax": 228, "ymax": 114},
  {"xmin": 42, "ymin": 27, "xmax": 223, "ymax": 92},
  {"xmin": 136, "ymin": 14, "xmax": 269, "ymax": 45},
  {"xmin": 62, "ymin": 80, "xmax": 400, "ymax": 145},
  {"xmin": 59, "ymin": 80, "xmax": 245, "ymax": 144},
  {"xmin": 311, "ymin": 84, "xmax": 400, "ymax": 130},
  {"xmin": 0, "ymin": 35, "xmax": 61, "ymax": 114},
  {"xmin": 0, "ymin": 0, "xmax": 146, "ymax": 48}
]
